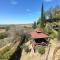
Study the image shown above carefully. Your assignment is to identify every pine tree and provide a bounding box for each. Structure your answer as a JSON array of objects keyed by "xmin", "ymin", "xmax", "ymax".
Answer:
[{"xmin": 40, "ymin": 1, "xmax": 45, "ymax": 28}]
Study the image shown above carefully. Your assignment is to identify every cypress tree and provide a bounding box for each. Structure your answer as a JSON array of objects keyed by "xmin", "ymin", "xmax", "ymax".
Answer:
[{"xmin": 40, "ymin": 1, "xmax": 45, "ymax": 28}]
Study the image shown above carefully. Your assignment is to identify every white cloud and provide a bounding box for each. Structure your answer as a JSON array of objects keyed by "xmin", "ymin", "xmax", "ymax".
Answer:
[
  {"xmin": 26, "ymin": 9, "xmax": 32, "ymax": 15},
  {"xmin": 26, "ymin": 9, "xmax": 31, "ymax": 12},
  {"xmin": 11, "ymin": 1, "xmax": 18, "ymax": 5},
  {"xmin": 44, "ymin": 0, "xmax": 52, "ymax": 2},
  {"xmin": 10, "ymin": 0, "xmax": 18, "ymax": 5}
]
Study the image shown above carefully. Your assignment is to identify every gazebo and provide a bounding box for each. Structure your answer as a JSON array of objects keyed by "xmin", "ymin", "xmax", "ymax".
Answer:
[{"xmin": 30, "ymin": 28, "xmax": 49, "ymax": 47}]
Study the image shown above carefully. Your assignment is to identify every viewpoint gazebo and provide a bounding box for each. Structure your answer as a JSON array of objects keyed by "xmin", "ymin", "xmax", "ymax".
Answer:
[{"xmin": 30, "ymin": 28, "xmax": 49, "ymax": 47}]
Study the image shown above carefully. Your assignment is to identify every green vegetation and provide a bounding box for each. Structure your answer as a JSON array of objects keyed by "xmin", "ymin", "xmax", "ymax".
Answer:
[
  {"xmin": 37, "ymin": 18, "xmax": 40, "ymax": 25},
  {"xmin": 57, "ymin": 30, "xmax": 60, "ymax": 40},
  {"xmin": 40, "ymin": 1, "xmax": 45, "ymax": 28},
  {"xmin": 20, "ymin": 31, "xmax": 30, "ymax": 43},
  {"xmin": 0, "ymin": 48, "xmax": 16, "ymax": 60},
  {"xmin": 32, "ymin": 1, "xmax": 46, "ymax": 30},
  {"xmin": 45, "ymin": 26, "xmax": 52, "ymax": 34},
  {"xmin": 50, "ymin": 31, "xmax": 57, "ymax": 39},
  {"xmin": 0, "ymin": 33, "xmax": 7, "ymax": 39},
  {"xmin": 0, "ymin": 45, "xmax": 11, "ymax": 60},
  {"xmin": 49, "ymin": 11, "xmax": 53, "ymax": 19},
  {"xmin": 38, "ymin": 46, "xmax": 45, "ymax": 55},
  {"xmin": 21, "ymin": 44, "xmax": 30, "ymax": 53},
  {"xmin": 24, "ymin": 46, "xmax": 30, "ymax": 53},
  {"xmin": 0, "ymin": 46, "xmax": 10, "ymax": 55},
  {"xmin": 44, "ymin": 23, "xmax": 58, "ymax": 39},
  {"xmin": 5, "ymin": 26, "xmax": 10, "ymax": 31},
  {"xmin": 32, "ymin": 21, "xmax": 37, "ymax": 29}
]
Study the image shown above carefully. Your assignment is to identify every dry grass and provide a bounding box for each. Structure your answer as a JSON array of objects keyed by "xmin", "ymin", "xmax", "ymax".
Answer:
[
  {"xmin": 20, "ymin": 41, "xmax": 49, "ymax": 60},
  {"xmin": 0, "ymin": 29, "xmax": 6, "ymax": 33}
]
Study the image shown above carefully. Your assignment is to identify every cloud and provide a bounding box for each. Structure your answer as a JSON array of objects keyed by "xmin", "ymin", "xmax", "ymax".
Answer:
[
  {"xmin": 11, "ymin": 1, "xmax": 18, "ymax": 5},
  {"xmin": 44, "ymin": 0, "xmax": 52, "ymax": 2},
  {"xmin": 10, "ymin": 0, "xmax": 18, "ymax": 5},
  {"xmin": 26, "ymin": 9, "xmax": 31, "ymax": 12}
]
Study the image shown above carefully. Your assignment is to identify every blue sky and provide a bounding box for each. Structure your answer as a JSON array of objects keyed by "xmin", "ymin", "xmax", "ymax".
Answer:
[{"xmin": 0, "ymin": 0, "xmax": 60, "ymax": 24}]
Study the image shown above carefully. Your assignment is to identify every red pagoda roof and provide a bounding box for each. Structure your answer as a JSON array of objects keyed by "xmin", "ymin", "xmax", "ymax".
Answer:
[
  {"xmin": 30, "ymin": 28, "xmax": 48, "ymax": 39},
  {"xmin": 34, "ymin": 28, "xmax": 42, "ymax": 33}
]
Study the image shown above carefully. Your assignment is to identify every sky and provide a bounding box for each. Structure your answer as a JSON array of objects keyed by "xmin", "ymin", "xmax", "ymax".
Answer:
[{"xmin": 0, "ymin": 0, "xmax": 60, "ymax": 24}]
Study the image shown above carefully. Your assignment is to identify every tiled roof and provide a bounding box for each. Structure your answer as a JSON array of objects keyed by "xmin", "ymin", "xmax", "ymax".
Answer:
[{"xmin": 30, "ymin": 28, "xmax": 48, "ymax": 39}]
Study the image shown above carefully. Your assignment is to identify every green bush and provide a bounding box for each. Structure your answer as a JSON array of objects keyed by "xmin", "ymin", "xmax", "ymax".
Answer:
[
  {"xmin": 24, "ymin": 46, "xmax": 30, "ymax": 53},
  {"xmin": 0, "ymin": 33, "xmax": 7, "ymax": 39},
  {"xmin": 5, "ymin": 26, "xmax": 9, "ymax": 31},
  {"xmin": 0, "ymin": 46, "xmax": 10, "ymax": 56},
  {"xmin": 50, "ymin": 31, "xmax": 57, "ymax": 39},
  {"xmin": 32, "ymin": 21, "xmax": 37, "ymax": 29},
  {"xmin": 44, "ymin": 25, "xmax": 53, "ymax": 35},
  {"xmin": 38, "ymin": 46, "xmax": 45, "ymax": 55},
  {"xmin": 20, "ymin": 32, "xmax": 30, "ymax": 43},
  {"xmin": 47, "ymin": 29, "xmax": 53, "ymax": 35},
  {"xmin": 0, "ymin": 47, "xmax": 15, "ymax": 60},
  {"xmin": 57, "ymin": 30, "xmax": 60, "ymax": 40},
  {"xmin": 20, "ymin": 44, "xmax": 30, "ymax": 53}
]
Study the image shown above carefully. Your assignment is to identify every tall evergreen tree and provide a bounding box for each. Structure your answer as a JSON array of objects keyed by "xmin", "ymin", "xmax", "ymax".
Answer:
[{"xmin": 40, "ymin": 1, "xmax": 45, "ymax": 28}]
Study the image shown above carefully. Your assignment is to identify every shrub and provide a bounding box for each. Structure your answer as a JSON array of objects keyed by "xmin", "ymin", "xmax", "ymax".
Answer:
[
  {"xmin": 20, "ymin": 44, "xmax": 30, "ymax": 53},
  {"xmin": 44, "ymin": 25, "xmax": 53, "ymax": 35},
  {"xmin": 24, "ymin": 33, "xmax": 30, "ymax": 43},
  {"xmin": 24, "ymin": 46, "xmax": 30, "ymax": 53},
  {"xmin": 5, "ymin": 26, "xmax": 9, "ymax": 31},
  {"xmin": 57, "ymin": 30, "xmax": 60, "ymax": 40},
  {"xmin": 0, "ymin": 33, "xmax": 7, "ymax": 39},
  {"xmin": 0, "ymin": 46, "xmax": 10, "ymax": 55},
  {"xmin": 20, "ymin": 32, "xmax": 30, "ymax": 43},
  {"xmin": 50, "ymin": 31, "xmax": 57, "ymax": 39},
  {"xmin": 0, "ymin": 47, "xmax": 15, "ymax": 59},
  {"xmin": 48, "ymin": 28, "xmax": 53, "ymax": 35},
  {"xmin": 32, "ymin": 21, "xmax": 37, "ymax": 29},
  {"xmin": 38, "ymin": 46, "xmax": 45, "ymax": 55}
]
